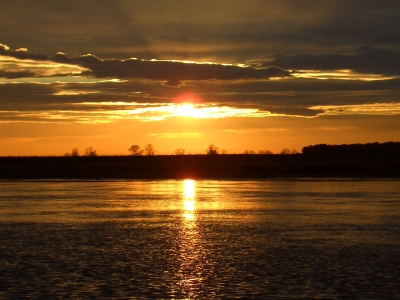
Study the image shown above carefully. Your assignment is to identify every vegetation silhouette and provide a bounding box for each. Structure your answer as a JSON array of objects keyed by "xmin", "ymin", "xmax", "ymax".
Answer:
[
  {"xmin": 128, "ymin": 145, "xmax": 143, "ymax": 156},
  {"xmin": 280, "ymin": 148, "xmax": 291, "ymax": 155},
  {"xmin": 84, "ymin": 147, "xmax": 97, "ymax": 157},
  {"xmin": 144, "ymin": 144, "xmax": 156, "ymax": 156},
  {"xmin": 64, "ymin": 148, "xmax": 79, "ymax": 157},
  {"xmin": 175, "ymin": 148, "xmax": 185, "ymax": 155},
  {"xmin": 243, "ymin": 150, "xmax": 256, "ymax": 154},
  {"xmin": 302, "ymin": 142, "xmax": 400, "ymax": 154},
  {"xmin": 258, "ymin": 150, "xmax": 273, "ymax": 154},
  {"xmin": 71, "ymin": 148, "xmax": 79, "ymax": 157},
  {"xmin": 206, "ymin": 144, "xmax": 219, "ymax": 155},
  {"xmin": 1, "ymin": 142, "xmax": 400, "ymax": 179}
]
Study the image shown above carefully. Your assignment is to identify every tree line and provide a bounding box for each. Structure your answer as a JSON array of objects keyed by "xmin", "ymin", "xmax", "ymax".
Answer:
[
  {"xmin": 302, "ymin": 142, "xmax": 400, "ymax": 154},
  {"xmin": 32, "ymin": 141, "xmax": 400, "ymax": 157},
  {"xmin": 64, "ymin": 147, "xmax": 97, "ymax": 157},
  {"xmin": 64, "ymin": 144, "xmax": 300, "ymax": 157}
]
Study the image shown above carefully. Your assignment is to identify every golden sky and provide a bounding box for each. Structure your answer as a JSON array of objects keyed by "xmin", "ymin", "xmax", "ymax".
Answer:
[{"xmin": 1, "ymin": 0, "xmax": 400, "ymax": 155}]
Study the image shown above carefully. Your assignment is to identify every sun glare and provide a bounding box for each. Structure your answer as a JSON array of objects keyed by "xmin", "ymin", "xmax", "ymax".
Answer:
[
  {"xmin": 183, "ymin": 179, "xmax": 195, "ymax": 199},
  {"xmin": 183, "ymin": 179, "xmax": 196, "ymax": 218},
  {"xmin": 176, "ymin": 103, "xmax": 198, "ymax": 118}
]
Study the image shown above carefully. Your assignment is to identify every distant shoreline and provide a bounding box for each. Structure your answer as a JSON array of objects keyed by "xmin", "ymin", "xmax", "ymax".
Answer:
[{"xmin": 1, "ymin": 153, "xmax": 399, "ymax": 179}]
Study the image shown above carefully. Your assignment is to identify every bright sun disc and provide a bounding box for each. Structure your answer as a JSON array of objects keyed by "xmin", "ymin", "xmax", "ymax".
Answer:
[{"xmin": 177, "ymin": 103, "xmax": 197, "ymax": 117}]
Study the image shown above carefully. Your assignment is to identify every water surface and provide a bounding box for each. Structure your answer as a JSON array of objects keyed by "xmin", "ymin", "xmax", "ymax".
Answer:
[{"xmin": 1, "ymin": 179, "xmax": 399, "ymax": 299}]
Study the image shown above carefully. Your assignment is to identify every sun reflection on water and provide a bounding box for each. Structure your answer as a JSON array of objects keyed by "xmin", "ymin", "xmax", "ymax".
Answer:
[
  {"xmin": 183, "ymin": 179, "xmax": 196, "ymax": 221},
  {"xmin": 173, "ymin": 179, "xmax": 212, "ymax": 298},
  {"xmin": 184, "ymin": 179, "xmax": 196, "ymax": 199}
]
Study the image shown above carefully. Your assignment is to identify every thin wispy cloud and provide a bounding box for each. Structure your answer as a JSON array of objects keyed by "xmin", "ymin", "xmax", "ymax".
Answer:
[{"xmin": 311, "ymin": 103, "xmax": 400, "ymax": 116}]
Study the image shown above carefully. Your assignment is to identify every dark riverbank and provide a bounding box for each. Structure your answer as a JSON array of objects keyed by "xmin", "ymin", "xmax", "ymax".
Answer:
[{"xmin": 1, "ymin": 153, "xmax": 400, "ymax": 179}]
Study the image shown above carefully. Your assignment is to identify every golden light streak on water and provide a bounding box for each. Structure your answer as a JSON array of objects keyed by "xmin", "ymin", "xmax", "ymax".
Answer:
[
  {"xmin": 183, "ymin": 179, "xmax": 196, "ymax": 199},
  {"xmin": 182, "ymin": 179, "xmax": 196, "ymax": 225},
  {"xmin": 175, "ymin": 179, "xmax": 209, "ymax": 298}
]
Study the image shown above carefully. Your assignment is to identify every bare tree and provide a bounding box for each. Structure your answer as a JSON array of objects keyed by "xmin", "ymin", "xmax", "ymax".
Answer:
[
  {"xmin": 175, "ymin": 148, "xmax": 185, "ymax": 155},
  {"xmin": 128, "ymin": 145, "xmax": 143, "ymax": 156},
  {"xmin": 71, "ymin": 148, "xmax": 79, "ymax": 156},
  {"xmin": 291, "ymin": 149, "xmax": 299, "ymax": 154},
  {"xmin": 258, "ymin": 150, "xmax": 273, "ymax": 154},
  {"xmin": 280, "ymin": 148, "xmax": 291, "ymax": 155},
  {"xmin": 84, "ymin": 147, "xmax": 97, "ymax": 156},
  {"xmin": 65, "ymin": 148, "xmax": 79, "ymax": 156},
  {"xmin": 220, "ymin": 149, "xmax": 228, "ymax": 154},
  {"xmin": 144, "ymin": 144, "xmax": 156, "ymax": 156},
  {"xmin": 244, "ymin": 150, "xmax": 255, "ymax": 154},
  {"xmin": 206, "ymin": 144, "xmax": 219, "ymax": 155}
]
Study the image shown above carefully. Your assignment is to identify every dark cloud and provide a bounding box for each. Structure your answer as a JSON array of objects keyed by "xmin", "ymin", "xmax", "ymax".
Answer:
[
  {"xmin": 0, "ymin": 70, "xmax": 37, "ymax": 79},
  {"xmin": 194, "ymin": 77, "xmax": 400, "ymax": 95},
  {"xmin": 299, "ymin": 1, "xmax": 400, "ymax": 48},
  {"xmin": 0, "ymin": 81, "xmax": 172, "ymax": 110},
  {"xmin": 2, "ymin": 1, "xmax": 399, "ymax": 63},
  {"xmin": 162, "ymin": 80, "xmax": 184, "ymax": 88},
  {"xmin": 76, "ymin": 58, "xmax": 291, "ymax": 80},
  {"xmin": 2, "ymin": 77, "xmax": 399, "ymax": 116},
  {"xmin": 0, "ymin": 43, "xmax": 48, "ymax": 60},
  {"xmin": 260, "ymin": 47, "xmax": 400, "ymax": 76},
  {"xmin": 52, "ymin": 52, "xmax": 71, "ymax": 63},
  {"xmin": 1, "ymin": 44, "xmax": 291, "ymax": 80}
]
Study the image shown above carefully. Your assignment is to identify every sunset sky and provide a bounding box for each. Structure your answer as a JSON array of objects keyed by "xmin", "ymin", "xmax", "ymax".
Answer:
[{"xmin": 1, "ymin": 0, "xmax": 400, "ymax": 156}]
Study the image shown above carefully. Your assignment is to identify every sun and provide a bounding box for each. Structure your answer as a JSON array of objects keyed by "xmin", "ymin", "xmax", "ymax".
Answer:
[
  {"xmin": 173, "ymin": 92, "xmax": 203, "ymax": 118},
  {"xmin": 176, "ymin": 103, "xmax": 197, "ymax": 117}
]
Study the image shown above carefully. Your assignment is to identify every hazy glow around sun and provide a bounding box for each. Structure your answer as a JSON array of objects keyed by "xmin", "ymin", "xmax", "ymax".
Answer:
[
  {"xmin": 175, "ymin": 103, "xmax": 201, "ymax": 118},
  {"xmin": 0, "ymin": 101, "xmax": 281, "ymax": 124}
]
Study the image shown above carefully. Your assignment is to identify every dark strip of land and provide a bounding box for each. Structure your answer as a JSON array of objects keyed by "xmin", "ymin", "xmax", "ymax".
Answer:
[{"xmin": 1, "ymin": 153, "xmax": 399, "ymax": 179}]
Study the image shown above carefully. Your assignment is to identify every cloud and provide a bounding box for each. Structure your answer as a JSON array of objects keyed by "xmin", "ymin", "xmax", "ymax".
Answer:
[
  {"xmin": 0, "ymin": 99, "xmax": 319, "ymax": 124},
  {"xmin": 74, "ymin": 56, "xmax": 291, "ymax": 81},
  {"xmin": 2, "ymin": 1, "xmax": 400, "ymax": 66},
  {"xmin": 310, "ymin": 103, "xmax": 400, "ymax": 116},
  {"xmin": 1, "ymin": 43, "xmax": 291, "ymax": 81},
  {"xmin": 1, "ymin": 75, "xmax": 400, "ymax": 120},
  {"xmin": 162, "ymin": 80, "xmax": 184, "ymax": 88},
  {"xmin": 0, "ymin": 48, "xmax": 88, "ymax": 79},
  {"xmin": 0, "ymin": 70, "xmax": 37, "ymax": 79},
  {"xmin": 53, "ymin": 52, "xmax": 71, "ymax": 64},
  {"xmin": 265, "ymin": 107, "xmax": 323, "ymax": 117},
  {"xmin": 260, "ymin": 47, "xmax": 400, "ymax": 76},
  {"xmin": 150, "ymin": 132, "xmax": 203, "ymax": 138},
  {"xmin": 0, "ymin": 43, "xmax": 48, "ymax": 60}
]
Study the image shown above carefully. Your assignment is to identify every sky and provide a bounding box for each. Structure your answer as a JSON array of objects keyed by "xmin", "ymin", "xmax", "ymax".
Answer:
[{"xmin": 1, "ymin": 0, "xmax": 400, "ymax": 156}]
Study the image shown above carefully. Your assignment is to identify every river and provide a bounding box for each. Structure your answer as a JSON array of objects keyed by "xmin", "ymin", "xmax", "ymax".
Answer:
[{"xmin": 0, "ymin": 179, "xmax": 399, "ymax": 299}]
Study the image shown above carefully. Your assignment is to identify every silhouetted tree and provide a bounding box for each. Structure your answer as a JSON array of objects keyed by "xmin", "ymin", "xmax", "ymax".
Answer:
[
  {"xmin": 65, "ymin": 148, "xmax": 79, "ymax": 157},
  {"xmin": 258, "ymin": 150, "xmax": 273, "ymax": 154},
  {"xmin": 280, "ymin": 148, "xmax": 291, "ymax": 155},
  {"xmin": 71, "ymin": 148, "xmax": 79, "ymax": 156},
  {"xmin": 84, "ymin": 147, "xmax": 97, "ymax": 156},
  {"xmin": 206, "ymin": 144, "xmax": 219, "ymax": 155},
  {"xmin": 244, "ymin": 150, "xmax": 256, "ymax": 154},
  {"xmin": 128, "ymin": 145, "xmax": 143, "ymax": 156},
  {"xmin": 220, "ymin": 149, "xmax": 228, "ymax": 154},
  {"xmin": 291, "ymin": 149, "xmax": 299, "ymax": 154},
  {"xmin": 175, "ymin": 148, "xmax": 185, "ymax": 155},
  {"xmin": 144, "ymin": 144, "xmax": 156, "ymax": 156}
]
